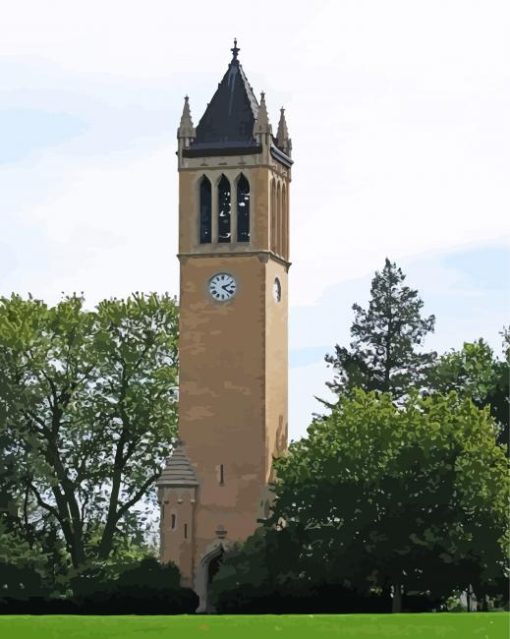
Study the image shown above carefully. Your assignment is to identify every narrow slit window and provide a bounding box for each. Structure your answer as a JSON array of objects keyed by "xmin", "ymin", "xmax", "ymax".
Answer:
[
  {"xmin": 171, "ymin": 513, "xmax": 176, "ymax": 530},
  {"xmin": 237, "ymin": 174, "xmax": 250, "ymax": 242},
  {"xmin": 184, "ymin": 523, "xmax": 188, "ymax": 539},
  {"xmin": 219, "ymin": 464, "xmax": 224, "ymax": 485},
  {"xmin": 199, "ymin": 176, "xmax": 212, "ymax": 244},
  {"xmin": 218, "ymin": 175, "xmax": 231, "ymax": 243}
]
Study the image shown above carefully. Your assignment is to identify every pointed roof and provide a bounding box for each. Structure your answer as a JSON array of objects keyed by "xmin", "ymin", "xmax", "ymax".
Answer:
[
  {"xmin": 276, "ymin": 107, "xmax": 290, "ymax": 151},
  {"xmin": 156, "ymin": 440, "xmax": 198, "ymax": 487},
  {"xmin": 182, "ymin": 41, "xmax": 293, "ymax": 166},
  {"xmin": 254, "ymin": 91, "xmax": 271, "ymax": 135},
  {"xmin": 178, "ymin": 96, "xmax": 195, "ymax": 139},
  {"xmin": 184, "ymin": 40, "xmax": 261, "ymax": 155}
]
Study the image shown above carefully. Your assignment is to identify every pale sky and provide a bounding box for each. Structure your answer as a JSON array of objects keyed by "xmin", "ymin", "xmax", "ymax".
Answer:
[{"xmin": 1, "ymin": 0, "xmax": 509, "ymax": 441}]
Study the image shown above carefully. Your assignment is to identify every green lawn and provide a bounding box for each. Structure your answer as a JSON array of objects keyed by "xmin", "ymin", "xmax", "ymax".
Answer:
[{"xmin": 0, "ymin": 613, "xmax": 508, "ymax": 639}]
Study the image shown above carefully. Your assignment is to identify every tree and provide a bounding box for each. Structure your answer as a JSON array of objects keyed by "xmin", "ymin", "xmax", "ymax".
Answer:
[
  {"xmin": 426, "ymin": 332, "xmax": 509, "ymax": 451},
  {"xmin": 324, "ymin": 259, "xmax": 436, "ymax": 401},
  {"xmin": 0, "ymin": 515, "xmax": 53, "ymax": 600},
  {"xmin": 0, "ymin": 420, "xmax": 20, "ymax": 529},
  {"xmin": 269, "ymin": 390, "xmax": 509, "ymax": 611},
  {"xmin": 209, "ymin": 527, "xmax": 314, "ymax": 613},
  {"xmin": 117, "ymin": 557, "xmax": 180, "ymax": 591},
  {"xmin": 0, "ymin": 292, "xmax": 179, "ymax": 572},
  {"xmin": 70, "ymin": 556, "xmax": 197, "ymax": 615}
]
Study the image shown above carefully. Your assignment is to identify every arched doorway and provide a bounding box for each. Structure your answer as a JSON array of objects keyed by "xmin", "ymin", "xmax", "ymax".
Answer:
[
  {"xmin": 195, "ymin": 542, "xmax": 226, "ymax": 613},
  {"xmin": 207, "ymin": 548, "xmax": 224, "ymax": 586}
]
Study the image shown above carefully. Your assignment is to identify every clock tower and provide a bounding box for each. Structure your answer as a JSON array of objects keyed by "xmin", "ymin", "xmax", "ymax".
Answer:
[{"xmin": 157, "ymin": 41, "xmax": 292, "ymax": 612}]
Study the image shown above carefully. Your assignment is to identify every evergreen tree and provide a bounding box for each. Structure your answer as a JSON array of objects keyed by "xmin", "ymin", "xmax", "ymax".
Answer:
[{"xmin": 325, "ymin": 258, "xmax": 436, "ymax": 400}]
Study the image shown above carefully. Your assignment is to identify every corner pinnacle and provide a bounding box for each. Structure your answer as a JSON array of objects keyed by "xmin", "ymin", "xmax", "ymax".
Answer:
[
  {"xmin": 177, "ymin": 95, "xmax": 196, "ymax": 139},
  {"xmin": 254, "ymin": 91, "xmax": 272, "ymax": 135}
]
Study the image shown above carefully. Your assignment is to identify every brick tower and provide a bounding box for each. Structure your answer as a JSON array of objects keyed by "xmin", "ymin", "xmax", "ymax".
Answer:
[{"xmin": 157, "ymin": 40, "xmax": 292, "ymax": 612}]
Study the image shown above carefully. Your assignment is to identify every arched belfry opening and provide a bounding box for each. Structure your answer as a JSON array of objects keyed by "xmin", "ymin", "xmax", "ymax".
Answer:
[
  {"xmin": 236, "ymin": 174, "xmax": 250, "ymax": 242},
  {"xmin": 199, "ymin": 176, "xmax": 212, "ymax": 244},
  {"xmin": 217, "ymin": 174, "xmax": 231, "ymax": 243}
]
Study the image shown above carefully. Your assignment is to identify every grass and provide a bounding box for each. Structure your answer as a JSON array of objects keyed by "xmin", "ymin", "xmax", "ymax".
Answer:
[{"xmin": 0, "ymin": 613, "xmax": 508, "ymax": 639}]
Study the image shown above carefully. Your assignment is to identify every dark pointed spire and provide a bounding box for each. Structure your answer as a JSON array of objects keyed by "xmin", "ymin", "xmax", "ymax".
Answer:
[{"xmin": 184, "ymin": 40, "xmax": 260, "ymax": 154}]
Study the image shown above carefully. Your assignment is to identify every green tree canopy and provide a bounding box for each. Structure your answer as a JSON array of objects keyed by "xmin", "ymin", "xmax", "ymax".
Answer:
[
  {"xmin": 209, "ymin": 526, "xmax": 308, "ymax": 612},
  {"xmin": 0, "ymin": 292, "xmax": 179, "ymax": 572},
  {"xmin": 324, "ymin": 259, "xmax": 436, "ymax": 401},
  {"xmin": 426, "ymin": 332, "xmax": 509, "ymax": 450},
  {"xmin": 269, "ymin": 390, "xmax": 509, "ymax": 611}
]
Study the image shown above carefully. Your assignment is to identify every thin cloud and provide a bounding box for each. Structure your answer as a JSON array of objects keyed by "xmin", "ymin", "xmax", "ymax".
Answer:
[{"xmin": 1, "ymin": 0, "xmax": 508, "ymax": 439}]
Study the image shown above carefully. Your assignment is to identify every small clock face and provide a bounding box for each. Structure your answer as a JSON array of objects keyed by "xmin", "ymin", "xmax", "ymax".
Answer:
[
  {"xmin": 273, "ymin": 277, "xmax": 281, "ymax": 302},
  {"xmin": 208, "ymin": 272, "xmax": 237, "ymax": 302}
]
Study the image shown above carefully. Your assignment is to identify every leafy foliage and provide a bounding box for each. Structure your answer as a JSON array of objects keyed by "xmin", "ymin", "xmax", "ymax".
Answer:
[
  {"xmin": 210, "ymin": 527, "xmax": 303, "ymax": 602},
  {"xmin": 0, "ymin": 517, "xmax": 48, "ymax": 574},
  {"xmin": 0, "ymin": 292, "xmax": 179, "ymax": 572},
  {"xmin": 117, "ymin": 557, "xmax": 180, "ymax": 591},
  {"xmin": 0, "ymin": 555, "xmax": 197, "ymax": 614},
  {"xmin": 426, "ymin": 332, "xmax": 509, "ymax": 450},
  {"xmin": 325, "ymin": 259, "xmax": 436, "ymax": 401},
  {"xmin": 209, "ymin": 528, "xmax": 392, "ymax": 613},
  {"xmin": 268, "ymin": 390, "xmax": 509, "ymax": 610}
]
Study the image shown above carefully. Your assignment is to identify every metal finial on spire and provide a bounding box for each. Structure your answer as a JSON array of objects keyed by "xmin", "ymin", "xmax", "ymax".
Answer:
[{"xmin": 231, "ymin": 38, "xmax": 240, "ymax": 60}]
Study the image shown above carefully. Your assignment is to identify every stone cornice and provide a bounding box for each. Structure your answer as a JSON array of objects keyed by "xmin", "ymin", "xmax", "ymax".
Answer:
[{"xmin": 177, "ymin": 250, "xmax": 291, "ymax": 270}]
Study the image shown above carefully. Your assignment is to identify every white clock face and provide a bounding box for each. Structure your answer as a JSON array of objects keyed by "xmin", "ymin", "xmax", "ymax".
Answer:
[
  {"xmin": 208, "ymin": 272, "xmax": 237, "ymax": 302},
  {"xmin": 273, "ymin": 277, "xmax": 281, "ymax": 302}
]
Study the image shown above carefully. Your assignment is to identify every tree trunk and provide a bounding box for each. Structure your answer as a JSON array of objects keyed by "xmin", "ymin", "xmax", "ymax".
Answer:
[
  {"xmin": 97, "ymin": 371, "xmax": 129, "ymax": 560},
  {"xmin": 97, "ymin": 428, "xmax": 128, "ymax": 560},
  {"xmin": 392, "ymin": 583, "xmax": 402, "ymax": 613}
]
